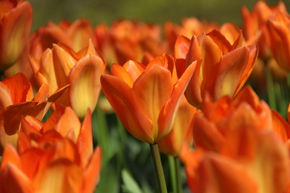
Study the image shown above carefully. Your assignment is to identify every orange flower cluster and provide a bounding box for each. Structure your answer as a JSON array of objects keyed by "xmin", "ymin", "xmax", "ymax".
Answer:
[
  {"xmin": 182, "ymin": 86, "xmax": 290, "ymax": 193},
  {"xmin": 0, "ymin": 0, "xmax": 289, "ymax": 192}
]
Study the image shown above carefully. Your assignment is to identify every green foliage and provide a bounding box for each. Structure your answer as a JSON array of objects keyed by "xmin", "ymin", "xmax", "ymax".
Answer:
[{"xmin": 122, "ymin": 170, "xmax": 143, "ymax": 193}]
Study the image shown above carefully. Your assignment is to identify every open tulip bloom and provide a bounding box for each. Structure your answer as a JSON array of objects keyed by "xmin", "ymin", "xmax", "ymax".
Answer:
[
  {"xmin": 101, "ymin": 56, "xmax": 195, "ymax": 144},
  {"xmin": 0, "ymin": 1, "xmax": 289, "ymax": 193}
]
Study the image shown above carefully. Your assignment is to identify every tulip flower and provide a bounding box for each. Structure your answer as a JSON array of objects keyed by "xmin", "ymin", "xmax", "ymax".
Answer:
[
  {"xmin": 0, "ymin": 73, "xmax": 68, "ymax": 153},
  {"xmin": 174, "ymin": 25, "xmax": 257, "ymax": 107},
  {"xmin": 157, "ymin": 97, "xmax": 198, "ymax": 155},
  {"xmin": 30, "ymin": 41, "xmax": 106, "ymax": 118},
  {"xmin": 241, "ymin": 1, "xmax": 287, "ymax": 59},
  {"xmin": 59, "ymin": 19, "xmax": 97, "ymax": 52},
  {"xmin": 186, "ymin": 136, "xmax": 289, "ymax": 193},
  {"xmin": 95, "ymin": 21, "xmax": 166, "ymax": 65},
  {"xmin": 183, "ymin": 86, "xmax": 290, "ymax": 193},
  {"xmin": 267, "ymin": 11, "xmax": 290, "ymax": 72},
  {"xmin": 0, "ymin": 111, "xmax": 101, "ymax": 193},
  {"xmin": 164, "ymin": 17, "xmax": 217, "ymax": 53},
  {"xmin": 0, "ymin": 0, "xmax": 32, "ymax": 71},
  {"xmin": 29, "ymin": 19, "xmax": 96, "ymax": 60},
  {"xmin": 101, "ymin": 55, "xmax": 195, "ymax": 144},
  {"xmin": 192, "ymin": 86, "xmax": 290, "ymax": 152}
]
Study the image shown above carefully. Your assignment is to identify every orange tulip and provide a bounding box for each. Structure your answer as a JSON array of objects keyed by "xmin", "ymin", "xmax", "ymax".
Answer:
[
  {"xmin": 267, "ymin": 11, "xmax": 290, "ymax": 72},
  {"xmin": 29, "ymin": 19, "xmax": 96, "ymax": 60},
  {"xmin": 174, "ymin": 25, "xmax": 257, "ymax": 107},
  {"xmin": 101, "ymin": 55, "xmax": 195, "ymax": 143},
  {"xmin": 241, "ymin": 1, "xmax": 287, "ymax": 58},
  {"xmin": 0, "ymin": 73, "xmax": 67, "ymax": 153},
  {"xmin": 0, "ymin": 0, "xmax": 32, "ymax": 71},
  {"xmin": 95, "ymin": 21, "xmax": 166, "ymax": 65},
  {"xmin": 59, "ymin": 19, "xmax": 97, "ymax": 52},
  {"xmin": 192, "ymin": 86, "xmax": 290, "ymax": 152},
  {"xmin": 164, "ymin": 17, "xmax": 217, "ymax": 53},
  {"xmin": 30, "ymin": 41, "xmax": 106, "ymax": 118},
  {"xmin": 157, "ymin": 97, "xmax": 198, "ymax": 155},
  {"xmin": 184, "ymin": 86, "xmax": 290, "ymax": 193},
  {"xmin": 0, "ymin": 111, "xmax": 101, "ymax": 193},
  {"xmin": 186, "ymin": 135, "xmax": 289, "ymax": 193}
]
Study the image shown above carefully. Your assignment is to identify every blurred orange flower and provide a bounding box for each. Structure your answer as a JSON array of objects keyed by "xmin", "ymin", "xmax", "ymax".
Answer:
[
  {"xmin": 0, "ymin": 110, "xmax": 101, "ymax": 193},
  {"xmin": 267, "ymin": 11, "xmax": 290, "ymax": 72},
  {"xmin": 242, "ymin": 1, "xmax": 287, "ymax": 58},
  {"xmin": 95, "ymin": 20, "xmax": 166, "ymax": 65},
  {"xmin": 0, "ymin": 0, "xmax": 32, "ymax": 71},
  {"xmin": 192, "ymin": 86, "xmax": 290, "ymax": 151},
  {"xmin": 184, "ymin": 86, "xmax": 290, "ymax": 193},
  {"xmin": 164, "ymin": 17, "xmax": 217, "ymax": 53},
  {"xmin": 30, "ymin": 19, "xmax": 97, "ymax": 60},
  {"xmin": 101, "ymin": 55, "xmax": 195, "ymax": 143}
]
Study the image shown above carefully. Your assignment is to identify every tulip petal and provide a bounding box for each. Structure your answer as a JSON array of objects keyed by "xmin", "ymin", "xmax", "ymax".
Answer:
[
  {"xmin": 33, "ymin": 83, "xmax": 49, "ymax": 103},
  {"xmin": 20, "ymin": 148, "xmax": 46, "ymax": 180},
  {"xmin": 207, "ymin": 29, "xmax": 233, "ymax": 54},
  {"xmin": 186, "ymin": 35, "xmax": 202, "ymax": 66},
  {"xmin": 38, "ymin": 49, "xmax": 58, "ymax": 94},
  {"xmin": 193, "ymin": 153, "xmax": 257, "ymax": 193},
  {"xmin": 77, "ymin": 110, "xmax": 93, "ymax": 167},
  {"xmin": 271, "ymin": 110, "xmax": 290, "ymax": 142},
  {"xmin": 4, "ymin": 101, "xmax": 47, "ymax": 135},
  {"xmin": 157, "ymin": 62, "xmax": 195, "ymax": 140},
  {"xmin": 123, "ymin": 60, "xmax": 144, "ymax": 82},
  {"xmin": 1, "ymin": 144, "xmax": 21, "ymax": 170},
  {"xmin": 101, "ymin": 74, "xmax": 153, "ymax": 143},
  {"xmin": 174, "ymin": 36, "xmax": 190, "ymax": 59},
  {"xmin": 219, "ymin": 23, "xmax": 242, "ymax": 46},
  {"xmin": 133, "ymin": 64, "xmax": 173, "ymax": 140},
  {"xmin": 0, "ymin": 163, "xmax": 33, "ymax": 193},
  {"xmin": 34, "ymin": 160, "xmax": 82, "ymax": 193},
  {"xmin": 158, "ymin": 98, "xmax": 196, "ymax": 155},
  {"xmin": 2, "ymin": 73, "xmax": 32, "ymax": 104},
  {"xmin": 82, "ymin": 147, "xmax": 101, "ymax": 193},
  {"xmin": 213, "ymin": 46, "xmax": 256, "ymax": 99},
  {"xmin": 69, "ymin": 54, "xmax": 105, "ymax": 118},
  {"xmin": 0, "ymin": 82, "xmax": 13, "ymax": 108},
  {"xmin": 199, "ymin": 35, "xmax": 223, "ymax": 99},
  {"xmin": 111, "ymin": 63, "xmax": 134, "ymax": 87},
  {"xmin": 54, "ymin": 107, "xmax": 81, "ymax": 142},
  {"xmin": 245, "ymin": 130, "xmax": 289, "ymax": 193},
  {"xmin": 193, "ymin": 113, "xmax": 225, "ymax": 152},
  {"xmin": 67, "ymin": 19, "xmax": 95, "ymax": 52},
  {"xmin": 47, "ymin": 84, "xmax": 70, "ymax": 103},
  {"xmin": 52, "ymin": 44, "xmax": 76, "ymax": 88},
  {"xmin": 267, "ymin": 19, "xmax": 290, "ymax": 71},
  {"xmin": 0, "ymin": 1, "xmax": 32, "ymax": 70}
]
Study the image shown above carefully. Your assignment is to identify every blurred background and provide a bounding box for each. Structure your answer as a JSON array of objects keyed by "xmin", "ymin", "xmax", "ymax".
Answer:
[{"xmin": 30, "ymin": 0, "xmax": 290, "ymax": 31}]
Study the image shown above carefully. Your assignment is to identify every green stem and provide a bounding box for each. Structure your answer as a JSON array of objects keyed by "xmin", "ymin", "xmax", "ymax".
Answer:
[
  {"xmin": 150, "ymin": 144, "xmax": 168, "ymax": 193},
  {"xmin": 174, "ymin": 157, "xmax": 183, "ymax": 193},
  {"xmin": 169, "ymin": 156, "xmax": 183, "ymax": 193},
  {"xmin": 169, "ymin": 156, "xmax": 177, "ymax": 193},
  {"xmin": 265, "ymin": 66, "xmax": 276, "ymax": 111}
]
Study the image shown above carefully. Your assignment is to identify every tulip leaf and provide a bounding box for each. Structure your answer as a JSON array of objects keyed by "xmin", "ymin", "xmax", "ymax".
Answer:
[
  {"xmin": 122, "ymin": 169, "xmax": 143, "ymax": 193},
  {"xmin": 95, "ymin": 165, "xmax": 119, "ymax": 193}
]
